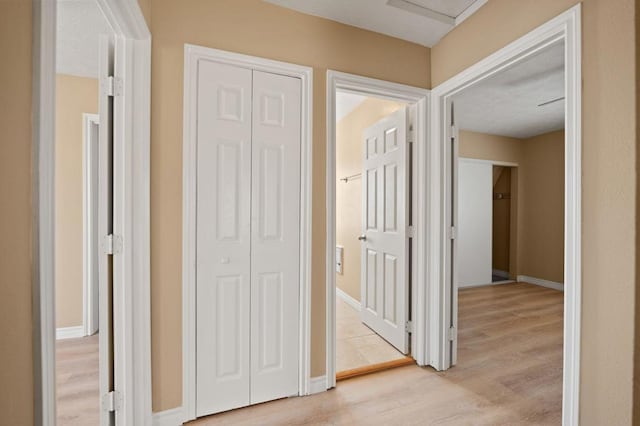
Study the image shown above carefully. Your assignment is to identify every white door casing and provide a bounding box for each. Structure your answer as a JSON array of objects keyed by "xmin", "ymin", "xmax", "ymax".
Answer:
[
  {"xmin": 195, "ymin": 60, "xmax": 302, "ymax": 416},
  {"xmin": 98, "ymin": 34, "xmax": 115, "ymax": 426},
  {"xmin": 457, "ymin": 159, "xmax": 493, "ymax": 287},
  {"xmin": 250, "ymin": 70, "xmax": 301, "ymax": 403},
  {"xmin": 360, "ymin": 107, "xmax": 409, "ymax": 354},
  {"xmin": 196, "ymin": 60, "xmax": 253, "ymax": 416}
]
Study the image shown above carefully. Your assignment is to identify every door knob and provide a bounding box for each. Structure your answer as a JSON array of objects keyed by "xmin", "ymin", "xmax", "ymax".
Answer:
[{"xmin": 358, "ymin": 235, "xmax": 367, "ymax": 241}]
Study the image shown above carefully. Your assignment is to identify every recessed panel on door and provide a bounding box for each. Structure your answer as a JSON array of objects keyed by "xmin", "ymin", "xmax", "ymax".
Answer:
[
  {"xmin": 250, "ymin": 70, "xmax": 301, "ymax": 404},
  {"xmin": 196, "ymin": 60, "xmax": 252, "ymax": 417}
]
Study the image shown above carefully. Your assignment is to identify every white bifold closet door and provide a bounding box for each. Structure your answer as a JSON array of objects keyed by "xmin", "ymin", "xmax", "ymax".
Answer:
[{"xmin": 196, "ymin": 60, "xmax": 301, "ymax": 417}]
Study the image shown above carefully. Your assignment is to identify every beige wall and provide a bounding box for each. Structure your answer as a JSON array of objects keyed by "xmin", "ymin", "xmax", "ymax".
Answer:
[
  {"xmin": 336, "ymin": 98, "xmax": 405, "ymax": 302},
  {"xmin": 149, "ymin": 0, "xmax": 430, "ymax": 411},
  {"xmin": 519, "ymin": 130, "xmax": 565, "ymax": 283},
  {"xmin": 460, "ymin": 130, "xmax": 565, "ymax": 284},
  {"xmin": 438, "ymin": 1, "xmax": 637, "ymax": 421},
  {"xmin": 0, "ymin": 0, "xmax": 33, "ymax": 424},
  {"xmin": 55, "ymin": 74, "xmax": 99, "ymax": 328}
]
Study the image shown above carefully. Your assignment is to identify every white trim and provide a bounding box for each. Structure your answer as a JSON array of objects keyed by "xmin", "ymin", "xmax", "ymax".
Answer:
[
  {"xmin": 517, "ymin": 275, "xmax": 564, "ymax": 291},
  {"xmin": 56, "ymin": 326, "xmax": 85, "ymax": 340},
  {"xmin": 458, "ymin": 157, "xmax": 519, "ymax": 168},
  {"xmin": 336, "ymin": 287, "xmax": 361, "ymax": 312},
  {"xmin": 182, "ymin": 44, "xmax": 313, "ymax": 422},
  {"xmin": 455, "ymin": 0, "xmax": 489, "ymax": 26},
  {"xmin": 83, "ymin": 113, "xmax": 100, "ymax": 337},
  {"xmin": 152, "ymin": 407, "xmax": 185, "ymax": 426},
  {"xmin": 308, "ymin": 376, "xmax": 328, "ymax": 395},
  {"xmin": 458, "ymin": 280, "xmax": 513, "ymax": 289},
  {"xmin": 429, "ymin": 5, "xmax": 581, "ymax": 425},
  {"xmin": 33, "ymin": 0, "xmax": 152, "ymax": 424},
  {"xmin": 326, "ymin": 71, "xmax": 430, "ymax": 390},
  {"xmin": 492, "ymin": 269, "xmax": 510, "ymax": 279}
]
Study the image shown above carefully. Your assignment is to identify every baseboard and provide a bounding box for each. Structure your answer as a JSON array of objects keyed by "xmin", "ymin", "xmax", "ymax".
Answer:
[
  {"xmin": 152, "ymin": 407, "xmax": 185, "ymax": 426},
  {"xmin": 56, "ymin": 326, "xmax": 84, "ymax": 340},
  {"xmin": 309, "ymin": 375, "xmax": 328, "ymax": 394},
  {"xmin": 492, "ymin": 269, "xmax": 510, "ymax": 279},
  {"xmin": 336, "ymin": 287, "xmax": 361, "ymax": 311},
  {"xmin": 517, "ymin": 275, "xmax": 564, "ymax": 291},
  {"xmin": 458, "ymin": 280, "xmax": 514, "ymax": 289}
]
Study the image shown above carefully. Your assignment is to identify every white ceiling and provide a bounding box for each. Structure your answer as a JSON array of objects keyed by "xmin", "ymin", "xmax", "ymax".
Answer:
[
  {"xmin": 453, "ymin": 41, "xmax": 565, "ymax": 139},
  {"xmin": 336, "ymin": 92, "xmax": 367, "ymax": 122},
  {"xmin": 57, "ymin": 0, "xmax": 113, "ymax": 78},
  {"xmin": 264, "ymin": 0, "xmax": 487, "ymax": 47}
]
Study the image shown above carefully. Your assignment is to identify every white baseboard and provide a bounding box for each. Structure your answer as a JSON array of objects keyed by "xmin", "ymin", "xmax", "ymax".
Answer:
[
  {"xmin": 458, "ymin": 280, "xmax": 514, "ymax": 289},
  {"xmin": 492, "ymin": 269, "xmax": 510, "ymax": 279},
  {"xmin": 309, "ymin": 375, "xmax": 328, "ymax": 394},
  {"xmin": 336, "ymin": 287, "xmax": 361, "ymax": 311},
  {"xmin": 56, "ymin": 326, "xmax": 84, "ymax": 340},
  {"xmin": 152, "ymin": 407, "xmax": 185, "ymax": 426},
  {"xmin": 517, "ymin": 275, "xmax": 564, "ymax": 291}
]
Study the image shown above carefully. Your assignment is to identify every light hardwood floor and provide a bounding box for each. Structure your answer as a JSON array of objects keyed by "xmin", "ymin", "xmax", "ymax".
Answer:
[
  {"xmin": 56, "ymin": 334, "xmax": 100, "ymax": 426},
  {"xmin": 191, "ymin": 282, "xmax": 563, "ymax": 425}
]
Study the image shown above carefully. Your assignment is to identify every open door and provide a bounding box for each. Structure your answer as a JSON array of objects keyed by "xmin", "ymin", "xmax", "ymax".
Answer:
[
  {"xmin": 447, "ymin": 101, "xmax": 459, "ymax": 367},
  {"xmin": 360, "ymin": 107, "xmax": 410, "ymax": 354},
  {"xmin": 98, "ymin": 34, "xmax": 115, "ymax": 426}
]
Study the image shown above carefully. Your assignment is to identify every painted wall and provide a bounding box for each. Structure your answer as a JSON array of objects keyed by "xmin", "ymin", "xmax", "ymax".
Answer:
[
  {"xmin": 149, "ymin": 0, "xmax": 430, "ymax": 411},
  {"xmin": 437, "ymin": 3, "xmax": 636, "ymax": 420},
  {"xmin": 519, "ymin": 131, "xmax": 565, "ymax": 283},
  {"xmin": 460, "ymin": 130, "xmax": 564, "ymax": 284},
  {"xmin": 336, "ymin": 98, "xmax": 404, "ymax": 302},
  {"xmin": 0, "ymin": 0, "xmax": 33, "ymax": 424},
  {"xmin": 55, "ymin": 74, "xmax": 99, "ymax": 328}
]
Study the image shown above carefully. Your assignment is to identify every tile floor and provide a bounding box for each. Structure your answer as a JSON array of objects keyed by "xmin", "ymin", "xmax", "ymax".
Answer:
[{"xmin": 336, "ymin": 296, "xmax": 406, "ymax": 372}]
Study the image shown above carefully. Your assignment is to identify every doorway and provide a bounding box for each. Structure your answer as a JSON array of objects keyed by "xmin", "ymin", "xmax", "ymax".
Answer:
[{"xmin": 326, "ymin": 71, "xmax": 430, "ymax": 387}]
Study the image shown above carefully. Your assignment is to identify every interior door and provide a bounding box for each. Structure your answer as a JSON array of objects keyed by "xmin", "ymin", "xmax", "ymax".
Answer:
[
  {"xmin": 360, "ymin": 107, "xmax": 409, "ymax": 354},
  {"xmin": 250, "ymin": 70, "xmax": 301, "ymax": 404},
  {"xmin": 196, "ymin": 60, "xmax": 253, "ymax": 416},
  {"xmin": 98, "ymin": 34, "xmax": 115, "ymax": 426},
  {"xmin": 457, "ymin": 159, "xmax": 493, "ymax": 287}
]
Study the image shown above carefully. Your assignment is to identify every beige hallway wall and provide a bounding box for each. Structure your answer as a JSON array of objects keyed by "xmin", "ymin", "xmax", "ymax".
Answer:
[
  {"xmin": 435, "ymin": 1, "xmax": 637, "ymax": 422},
  {"xmin": 55, "ymin": 74, "xmax": 99, "ymax": 328},
  {"xmin": 492, "ymin": 167, "xmax": 511, "ymax": 273},
  {"xmin": 0, "ymin": 0, "xmax": 33, "ymax": 424},
  {"xmin": 336, "ymin": 98, "xmax": 404, "ymax": 302},
  {"xmin": 149, "ymin": 0, "xmax": 430, "ymax": 411}
]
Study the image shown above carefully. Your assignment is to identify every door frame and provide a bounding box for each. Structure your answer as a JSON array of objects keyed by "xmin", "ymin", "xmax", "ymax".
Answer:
[
  {"xmin": 83, "ymin": 113, "xmax": 100, "ymax": 337},
  {"xmin": 429, "ymin": 4, "xmax": 581, "ymax": 425},
  {"xmin": 326, "ymin": 71, "xmax": 430, "ymax": 389},
  {"xmin": 32, "ymin": 0, "xmax": 152, "ymax": 424},
  {"xmin": 182, "ymin": 44, "xmax": 313, "ymax": 423}
]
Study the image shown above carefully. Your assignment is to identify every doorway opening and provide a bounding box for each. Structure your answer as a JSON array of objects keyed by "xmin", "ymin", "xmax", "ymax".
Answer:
[
  {"xmin": 334, "ymin": 92, "xmax": 415, "ymax": 380},
  {"xmin": 326, "ymin": 71, "xmax": 430, "ymax": 387}
]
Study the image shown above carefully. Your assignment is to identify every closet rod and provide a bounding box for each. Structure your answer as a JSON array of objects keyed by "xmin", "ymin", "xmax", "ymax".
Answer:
[{"xmin": 340, "ymin": 173, "xmax": 362, "ymax": 183}]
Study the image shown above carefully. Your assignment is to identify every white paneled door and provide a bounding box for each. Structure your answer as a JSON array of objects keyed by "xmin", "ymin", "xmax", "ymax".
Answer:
[
  {"xmin": 360, "ymin": 107, "xmax": 410, "ymax": 354},
  {"xmin": 196, "ymin": 61, "xmax": 301, "ymax": 417}
]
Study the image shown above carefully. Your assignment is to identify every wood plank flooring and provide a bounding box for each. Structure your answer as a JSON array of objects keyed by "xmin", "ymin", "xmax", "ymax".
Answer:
[
  {"xmin": 191, "ymin": 282, "xmax": 563, "ymax": 425},
  {"xmin": 56, "ymin": 334, "xmax": 100, "ymax": 426}
]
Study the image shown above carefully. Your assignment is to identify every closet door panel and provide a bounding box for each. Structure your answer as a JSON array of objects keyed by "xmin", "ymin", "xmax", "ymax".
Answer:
[
  {"xmin": 196, "ymin": 60, "xmax": 252, "ymax": 416},
  {"xmin": 250, "ymin": 70, "xmax": 301, "ymax": 404}
]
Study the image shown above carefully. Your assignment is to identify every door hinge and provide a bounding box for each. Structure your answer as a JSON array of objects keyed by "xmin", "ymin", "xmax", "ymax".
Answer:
[
  {"xmin": 102, "ymin": 75, "xmax": 122, "ymax": 97},
  {"xmin": 450, "ymin": 124, "xmax": 458, "ymax": 140},
  {"xmin": 407, "ymin": 225, "xmax": 415, "ymax": 238},
  {"xmin": 449, "ymin": 226, "xmax": 457, "ymax": 240},
  {"xmin": 405, "ymin": 321, "xmax": 413, "ymax": 333},
  {"xmin": 448, "ymin": 326, "xmax": 457, "ymax": 341},
  {"xmin": 102, "ymin": 234, "xmax": 122, "ymax": 255},
  {"xmin": 102, "ymin": 390, "xmax": 121, "ymax": 412}
]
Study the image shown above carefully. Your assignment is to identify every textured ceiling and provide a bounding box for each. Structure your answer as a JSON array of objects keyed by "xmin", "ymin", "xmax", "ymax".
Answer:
[
  {"xmin": 453, "ymin": 41, "xmax": 565, "ymax": 139},
  {"xmin": 57, "ymin": 0, "xmax": 113, "ymax": 78},
  {"xmin": 264, "ymin": 0, "xmax": 486, "ymax": 47}
]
